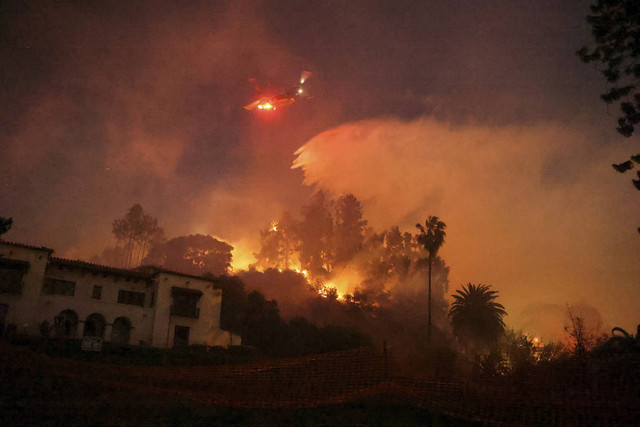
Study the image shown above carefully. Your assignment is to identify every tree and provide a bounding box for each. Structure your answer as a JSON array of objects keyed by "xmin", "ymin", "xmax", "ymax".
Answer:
[
  {"xmin": 111, "ymin": 204, "xmax": 165, "ymax": 268},
  {"xmin": 212, "ymin": 275, "xmax": 249, "ymax": 337},
  {"xmin": 254, "ymin": 212, "xmax": 300, "ymax": 271},
  {"xmin": 240, "ymin": 291, "xmax": 283, "ymax": 353},
  {"xmin": 449, "ymin": 283, "xmax": 507, "ymax": 352},
  {"xmin": 238, "ymin": 268, "xmax": 316, "ymax": 318},
  {"xmin": 577, "ymin": 0, "xmax": 640, "ymax": 210},
  {"xmin": 298, "ymin": 191, "xmax": 334, "ymax": 276},
  {"xmin": 0, "ymin": 217, "xmax": 12, "ymax": 237},
  {"xmin": 595, "ymin": 325, "xmax": 640, "ymax": 355},
  {"xmin": 502, "ymin": 330, "xmax": 536, "ymax": 374},
  {"xmin": 564, "ymin": 305, "xmax": 605, "ymax": 356},
  {"xmin": 276, "ymin": 211, "xmax": 301, "ymax": 270},
  {"xmin": 381, "ymin": 226, "xmax": 410, "ymax": 276},
  {"xmin": 142, "ymin": 234, "xmax": 233, "ymax": 276},
  {"xmin": 254, "ymin": 222, "xmax": 281, "ymax": 270},
  {"xmin": 334, "ymin": 193, "xmax": 367, "ymax": 265},
  {"xmin": 416, "ymin": 216, "xmax": 446, "ymax": 342}
]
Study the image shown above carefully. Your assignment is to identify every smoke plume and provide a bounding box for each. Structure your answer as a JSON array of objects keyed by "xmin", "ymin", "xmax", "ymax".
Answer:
[{"xmin": 293, "ymin": 117, "xmax": 640, "ymax": 337}]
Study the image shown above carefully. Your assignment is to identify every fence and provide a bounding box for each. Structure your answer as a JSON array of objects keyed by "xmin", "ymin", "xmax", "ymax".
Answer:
[{"xmin": 1, "ymin": 343, "xmax": 638, "ymax": 425}]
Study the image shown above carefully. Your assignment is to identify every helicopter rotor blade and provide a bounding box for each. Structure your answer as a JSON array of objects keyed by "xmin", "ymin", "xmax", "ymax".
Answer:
[
  {"xmin": 244, "ymin": 99, "xmax": 262, "ymax": 111},
  {"xmin": 300, "ymin": 71, "xmax": 312, "ymax": 84}
]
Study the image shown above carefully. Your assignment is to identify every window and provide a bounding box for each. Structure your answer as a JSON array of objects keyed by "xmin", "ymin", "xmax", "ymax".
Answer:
[
  {"xmin": 54, "ymin": 309, "xmax": 78, "ymax": 339},
  {"xmin": 117, "ymin": 290, "xmax": 145, "ymax": 307},
  {"xmin": 170, "ymin": 287, "xmax": 202, "ymax": 318},
  {"xmin": 173, "ymin": 325, "xmax": 190, "ymax": 347},
  {"xmin": 111, "ymin": 317, "xmax": 132, "ymax": 344},
  {"xmin": 91, "ymin": 285, "xmax": 103, "ymax": 299},
  {"xmin": 83, "ymin": 313, "xmax": 106, "ymax": 338},
  {"xmin": 0, "ymin": 259, "xmax": 29, "ymax": 295},
  {"xmin": 42, "ymin": 278, "xmax": 76, "ymax": 296}
]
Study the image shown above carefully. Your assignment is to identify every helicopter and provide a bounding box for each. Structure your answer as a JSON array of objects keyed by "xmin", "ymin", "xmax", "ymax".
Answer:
[{"xmin": 244, "ymin": 71, "xmax": 312, "ymax": 111}]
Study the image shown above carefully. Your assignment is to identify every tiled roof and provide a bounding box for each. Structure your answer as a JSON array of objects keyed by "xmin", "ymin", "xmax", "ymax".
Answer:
[
  {"xmin": 142, "ymin": 265, "xmax": 216, "ymax": 283},
  {"xmin": 49, "ymin": 258, "xmax": 215, "ymax": 283},
  {"xmin": 48, "ymin": 257, "xmax": 153, "ymax": 280},
  {"xmin": 0, "ymin": 240, "xmax": 54, "ymax": 254},
  {"xmin": 2, "ymin": 240, "xmax": 216, "ymax": 283}
]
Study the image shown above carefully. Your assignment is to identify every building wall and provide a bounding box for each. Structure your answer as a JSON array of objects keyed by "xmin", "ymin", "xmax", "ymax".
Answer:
[
  {"xmin": 42, "ymin": 263, "xmax": 155, "ymax": 345},
  {"xmin": 0, "ymin": 244, "xmax": 50, "ymax": 334},
  {"xmin": 152, "ymin": 272, "xmax": 228, "ymax": 348},
  {"xmin": 0, "ymin": 242, "xmax": 240, "ymax": 348}
]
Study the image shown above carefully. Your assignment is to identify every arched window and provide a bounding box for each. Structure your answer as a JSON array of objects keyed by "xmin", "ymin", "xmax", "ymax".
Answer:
[
  {"xmin": 54, "ymin": 309, "xmax": 78, "ymax": 339},
  {"xmin": 83, "ymin": 313, "xmax": 106, "ymax": 338},
  {"xmin": 111, "ymin": 317, "xmax": 132, "ymax": 344}
]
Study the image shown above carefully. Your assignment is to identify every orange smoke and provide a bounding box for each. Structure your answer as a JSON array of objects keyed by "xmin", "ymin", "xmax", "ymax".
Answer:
[{"xmin": 292, "ymin": 117, "xmax": 640, "ymax": 335}]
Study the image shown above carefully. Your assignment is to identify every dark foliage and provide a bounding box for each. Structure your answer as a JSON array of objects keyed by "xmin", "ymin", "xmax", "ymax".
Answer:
[
  {"xmin": 449, "ymin": 283, "xmax": 507, "ymax": 351},
  {"xmin": 240, "ymin": 291, "xmax": 284, "ymax": 353},
  {"xmin": 213, "ymin": 275, "xmax": 249, "ymax": 335},
  {"xmin": 143, "ymin": 234, "xmax": 233, "ymax": 276},
  {"xmin": 213, "ymin": 279, "xmax": 371, "ymax": 357},
  {"xmin": 238, "ymin": 268, "xmax": 316, "ymax": 318},
  {"xmin": 593, "ymin": 325, "xmax": 640, "ymax": 356},
  {"xmin": 577, "ymin": 0, "xmax": 640, "ymax": 203},
  {"xmin": 8, "ymin": 334, "xmax": 255, "ymax": 366}
]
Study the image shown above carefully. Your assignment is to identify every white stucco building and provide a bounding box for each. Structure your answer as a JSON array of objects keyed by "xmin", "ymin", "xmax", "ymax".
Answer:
[{"xmin": 0, "ymin": 241, "xmax": 240, "ymax": 348}]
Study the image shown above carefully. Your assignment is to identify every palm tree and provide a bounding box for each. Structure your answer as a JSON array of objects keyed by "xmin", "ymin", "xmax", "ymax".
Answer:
[
  {"xmin": 416, "ymin": 216, "xmax": 446, "ymax": 342},
  {"xmin": 449, "ymin": 283, "xmax": 507, "ymax": 351}
]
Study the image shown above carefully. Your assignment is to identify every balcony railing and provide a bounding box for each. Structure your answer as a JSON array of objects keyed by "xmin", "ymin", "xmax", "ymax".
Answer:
[{"xmin": 170, "ymin": 305, "xmax": 200, "ymax": 318}]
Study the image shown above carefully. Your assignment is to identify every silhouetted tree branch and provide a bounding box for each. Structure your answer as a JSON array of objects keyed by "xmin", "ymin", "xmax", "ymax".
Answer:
[{"xmin": 577, "ymin": 0, "xmax": 640, "ymax": 214}]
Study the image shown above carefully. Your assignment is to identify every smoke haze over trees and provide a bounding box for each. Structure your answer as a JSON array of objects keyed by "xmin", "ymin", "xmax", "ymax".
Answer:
[
  {"xmin": 211, "ymin": 274, "xmax": 371, "ymax": 357},
  {"xmin": 239, "ymin": 193, "xmax": 454, "ymax": 364}
]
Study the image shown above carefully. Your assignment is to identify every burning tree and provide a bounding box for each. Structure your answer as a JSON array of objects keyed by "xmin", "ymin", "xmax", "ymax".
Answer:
[
  {"xmin": 334, "ymin": 193, "xmax": 367, "ymax": 265},
  {"xmin": 252, "ymin": 194, "xmax": 451, "ymax": 313},
  {"xmin": 253, "ymin": 211, "xmax": 300, "ymax": 271},
  {"xmin": 298, "ymin": 191, "xmax": 334, "ymax": 276},
  {"xmin": 249, "ymin": 193, "xmax": 453, "ymax": 365}
]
